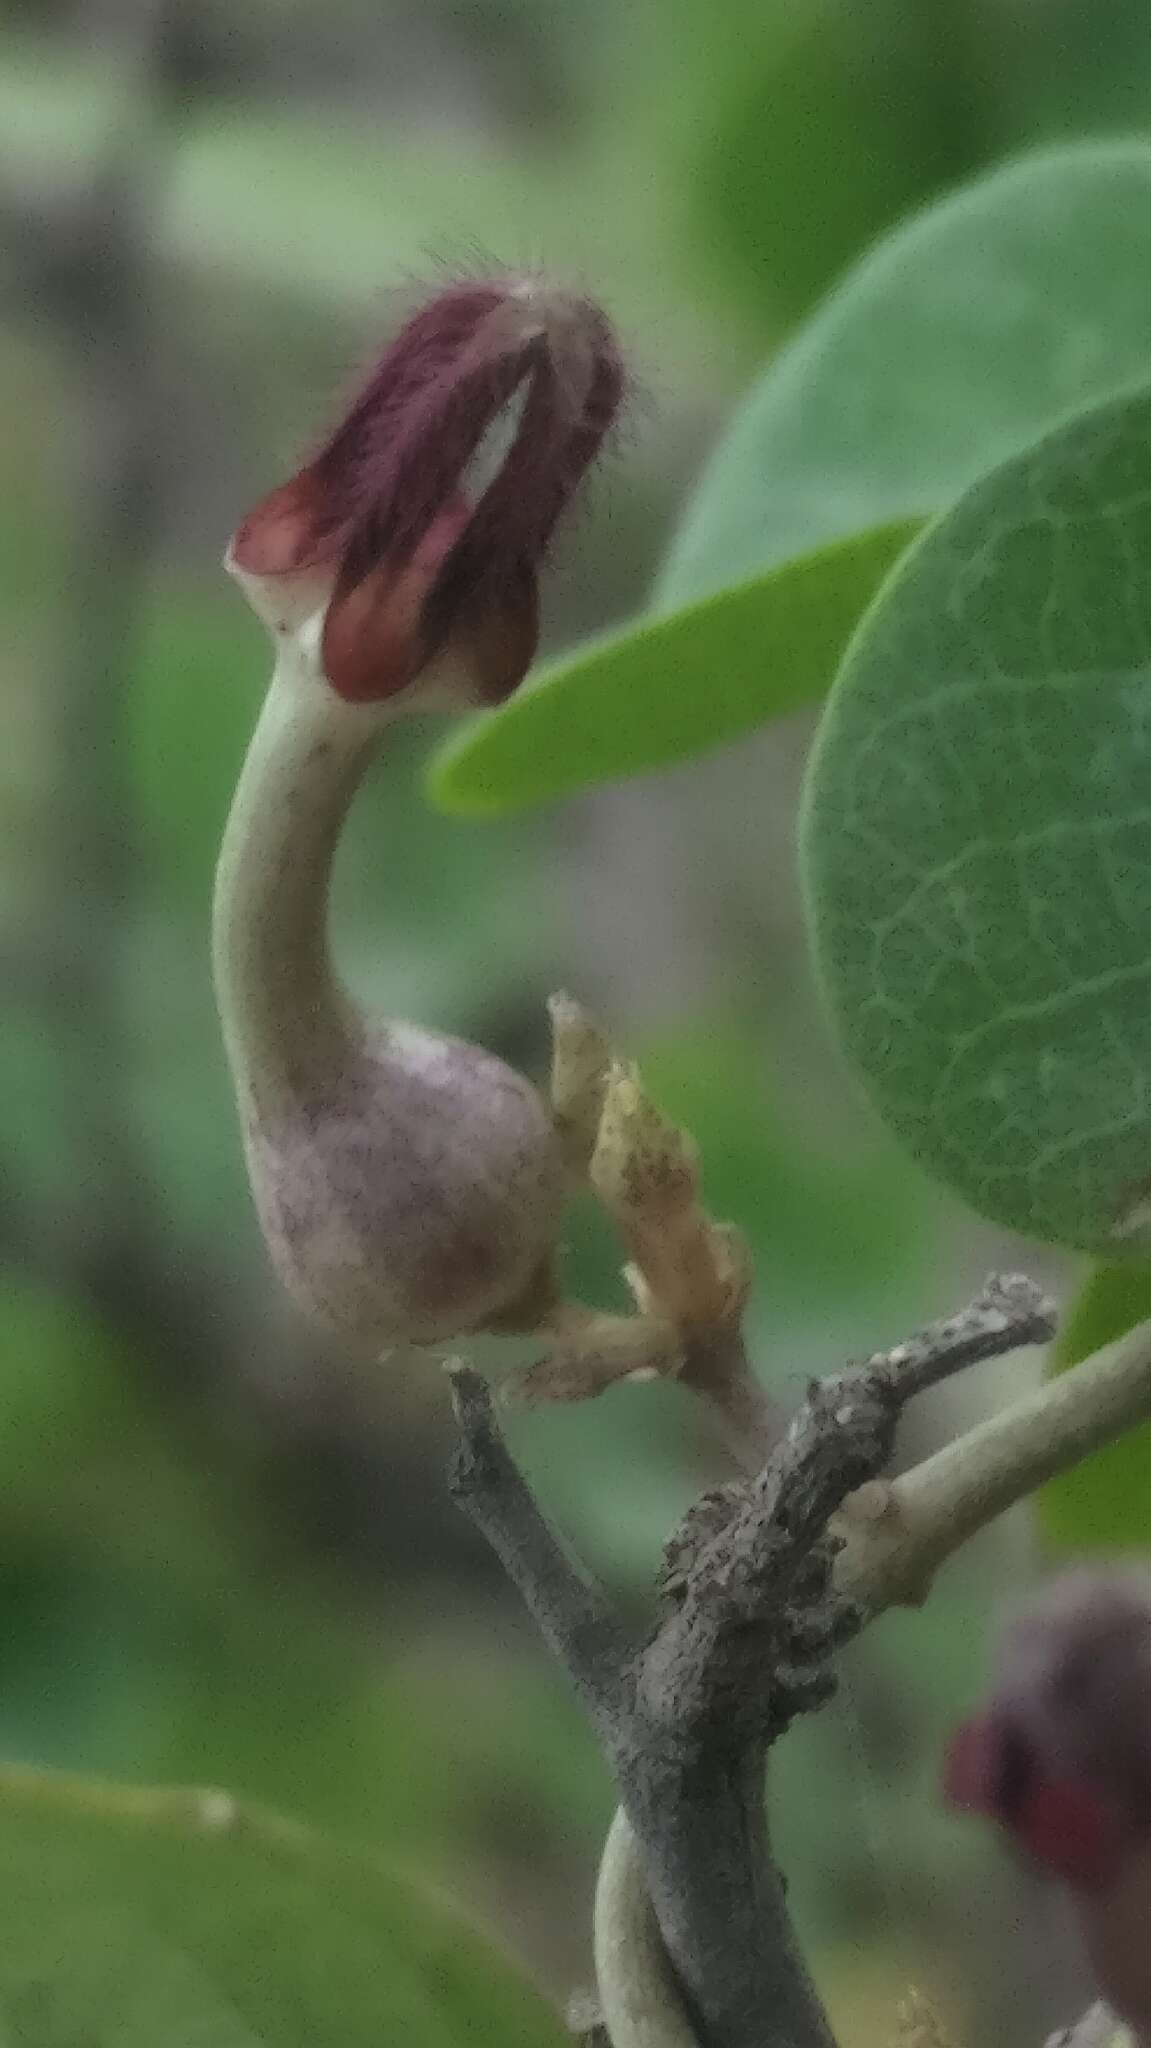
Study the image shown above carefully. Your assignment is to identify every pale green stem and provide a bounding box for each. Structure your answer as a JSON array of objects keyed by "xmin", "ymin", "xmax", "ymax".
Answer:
[{"xmin": 212, "ymin": 626, "xmax": 390, "ymax": 1118}]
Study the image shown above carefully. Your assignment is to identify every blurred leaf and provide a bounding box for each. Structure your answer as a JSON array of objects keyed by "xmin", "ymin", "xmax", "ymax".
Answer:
[
  {"xmin": 432, "ymin": 143, "xmax": 1151, "ymax": 816},
  {"xmin": 0, "ymin": 36, "xmax": 125, "ymax": 200},
  {"xmin": 0, "ymin": 1286, "xmax": 603, "ymax": 1884},
  {"xmin": 1042, "ymin": 1261, "xmax": 1151, "ymax": 1552},
  {"xmin": 165, "ymin": 107, "xmax": 710, "ymax": 367},
  {"xmin": 663, "ymin": 141, "xmax": 1151, "ymax": 606},
  {"xmin": 0, "ymin": 35, "xmax": 682, "ymax": 351},
  {"xmin": 429, "ymin": 523, "xmax": 916, "ymax": 815},
  {"xmin": 1050, "ymin": 1261, "xmax": 1151, "ymax": 1372},
  {"xmin": 804, "ymin": 381, "xmax": 1151, "ymax": 1249},
  {"xmin": 0, "ymin": 1761, "xmax": 564, "ymax": 2047},
  {"xmin": 0, "ymin": 1007, "xmax": 94, "ymax": 1227},
  {"xmin": 1000, "ymin": 0, "xmax": 1151, "ymax": 143},
  {"xmin": 130, "ymin": 582, "xmax": 263, "ymax": 906},
  {"xmin": 0, "ymin": 1280, "xmax": 131, "ymax": 1505},
  {"xmin": 687, "ymin": 0, "xmax": 976, "ymax": 330}
]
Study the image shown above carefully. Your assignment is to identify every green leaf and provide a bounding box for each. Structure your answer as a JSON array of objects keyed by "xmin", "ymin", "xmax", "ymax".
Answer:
[
  {"xmin": 432, "ymin": 142, "xmax": 1151, "ymax": 815},
  {"xmin": 428, "ymin": 523, "xmax": 916, "ymax": 816},
  {"xmin": 0, "ymin": 1761, "xmax": 564, "ymax": 2047},
  {"xmin": 130, "ymin": 584, "xmax": 264, "ymax": 906},
  {"xmin": 1041, "ymin": 1261, "xmax": 1151, "ymax": 1551},
  {"xmin": 803, "ymin": 380, "xmax": 1151, "ymax": 1250},
  {"xmin": 662, "ymin": 140, "xmax": 1151, "ymax": 608},
  {"xmin": 684, "ymin": 0, "xmax": 975, "ymax": 332}
]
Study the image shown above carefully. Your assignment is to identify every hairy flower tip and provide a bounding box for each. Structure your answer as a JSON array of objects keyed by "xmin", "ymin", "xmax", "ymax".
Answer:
[{"xmin": 231, "ymin": 276, "xmax": 625, "ymax": 703}]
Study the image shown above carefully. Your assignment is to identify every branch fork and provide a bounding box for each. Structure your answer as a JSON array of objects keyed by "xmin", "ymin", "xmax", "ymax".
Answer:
[
  {"xmin": 451, "ymin": 1258, "xmax": 1064, "ymax": 2048},
  {"xmin": 450, "ymin": 1004, "xmax": 1151, "ymax": 2048}
]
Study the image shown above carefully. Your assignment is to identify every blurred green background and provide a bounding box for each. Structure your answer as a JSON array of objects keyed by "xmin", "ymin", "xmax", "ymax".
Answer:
[{"xmin": 0, "ymin": 0, "xmax": 1144, "ymax": 2040}]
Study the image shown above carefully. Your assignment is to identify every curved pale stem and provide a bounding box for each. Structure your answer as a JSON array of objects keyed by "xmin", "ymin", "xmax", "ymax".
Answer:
[
  {"xmin": 595, "ymin": 1810, "xmax": 700, "ymax": 2048},
  {"xmin": 212, "ymin": 621, "xmax": 393, "ymax": 1119}
]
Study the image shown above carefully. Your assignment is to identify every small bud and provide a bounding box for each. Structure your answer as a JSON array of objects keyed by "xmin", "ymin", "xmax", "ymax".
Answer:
[
  {"xmin": 547, "ymin": 991, "xmax": 614, "ymax": 1176},
  {"xmin": 231, "ymin": 277, "xmax": 624, "ymax": 705},
  {"xmin": 591, "ymin": 1061, "xmax": 700, "ymax": 1221},
  {"xmin": 506, "ymin": 1030, "xmax": 757, "ymax": 1409},
  {"xmin": 590, "ymin": 1063, "xmax": 750, "ymax": 1337}
]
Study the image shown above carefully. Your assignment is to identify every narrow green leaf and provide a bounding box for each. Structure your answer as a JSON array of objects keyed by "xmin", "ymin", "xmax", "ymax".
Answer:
[
  {"xmin": 429, "ymin": 523, "xmax": 916, "ymax": 816},
  {"xmin": 432, "ymin": 143, "xmax": 1151, "ymax": 815},
  {"xmin": 803, "ymin": 381, "xmax": 1151, "ymax": 1251},
  {"xmin": 0, "ymin": 1762, "xmax": 564, "ymax": 2047},
  {"xmin": 1041, "ymin": 1261, "xmax": 1151, "ymax": 1552},
  {"xmin": 1052, "ymin": 1262, "xmax": 1151, "ymax": 1375}
]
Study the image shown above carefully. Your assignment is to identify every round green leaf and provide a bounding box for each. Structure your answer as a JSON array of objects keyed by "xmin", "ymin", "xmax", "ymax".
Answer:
[
  {"xmin": 663, "ymin": 140, "xmax": 1151, "ymax": 607},
  {"xmin": 0, "ymin": 1762, "xmax": 564, "ymax": 2047},
  {"xmin": 803, "ymin": 382, "xmax": 1151, "ymax": 1250},
  {"xmin": 433, "ymin": 142, "xmax": 1151, "ymax": 815},
  {"xmin": 429, "ymin": 524, "xmax": 915, "ymax": 816}
]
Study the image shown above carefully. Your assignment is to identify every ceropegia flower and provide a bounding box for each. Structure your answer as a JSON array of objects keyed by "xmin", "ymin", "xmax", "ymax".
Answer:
[{"xmin": 230, "ymin": 276, "xmax": 625, "ymax": 704}]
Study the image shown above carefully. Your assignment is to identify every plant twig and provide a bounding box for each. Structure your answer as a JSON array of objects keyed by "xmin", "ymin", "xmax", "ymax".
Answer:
[
  {"xmin": 848, "ymin": 1270, "xmax": 1055, "ymax": 1402},
  {"xmin": 451, "ymin": 1276, "xmax": 1059, "ymax": 2048},
  {"xmin": 448, "ymin": 1367, "xmax": 630, "ymax": 1724},
  {"xmin": 644, "ymin": 1275, "xmax": 1054, "ymax": 1737},
  {"xmin": 837, "ymin": 1305, "xmax": 1151, "ymax": 1613},
  {"xmin": 676, "ymin": 1325, "xmax": 780, "ymax": 1470},
  {"xmin": 449, "ymin": 1364, "xmax": 838, "ymax": 2048}
]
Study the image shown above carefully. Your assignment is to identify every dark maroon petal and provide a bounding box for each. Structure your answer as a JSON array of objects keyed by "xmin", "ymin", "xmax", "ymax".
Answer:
[
  {"xmin": 944, "ymin": 1712, "xmax": 1129, "ymax": 1891},
  {"xmin": 1022, "ymin": 1775, "xmax": 1124, "ymax": 1891},
  {"xmin": 321, "ymin": 500, "xmax": 471, "ymax": 702},
  {"xmin": 230, "ymin": 473, "xmax": 345, "ymax": 578},
  {"xmin": 457, "ymin": 563, "xmax": 540, "ymax": 706}
]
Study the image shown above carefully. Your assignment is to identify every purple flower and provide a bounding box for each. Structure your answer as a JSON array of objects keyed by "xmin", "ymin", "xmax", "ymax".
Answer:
[{"xmin": 231, "ymin": 277, "xmax": 624, "ymax": 703}]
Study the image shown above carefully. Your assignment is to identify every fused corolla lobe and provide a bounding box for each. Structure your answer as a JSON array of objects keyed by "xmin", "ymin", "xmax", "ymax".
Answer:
[
  {"xmin": 945, "ymin": 1706, "xmax": 1121, "ymax": 1889},
  {"xmin": 944, "ymin": 1569, "xmax": 1151, "ymax": 1891},
  {"xmin": 231, "ymin": 276, "xmax": 625, "ymax": 705}
]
